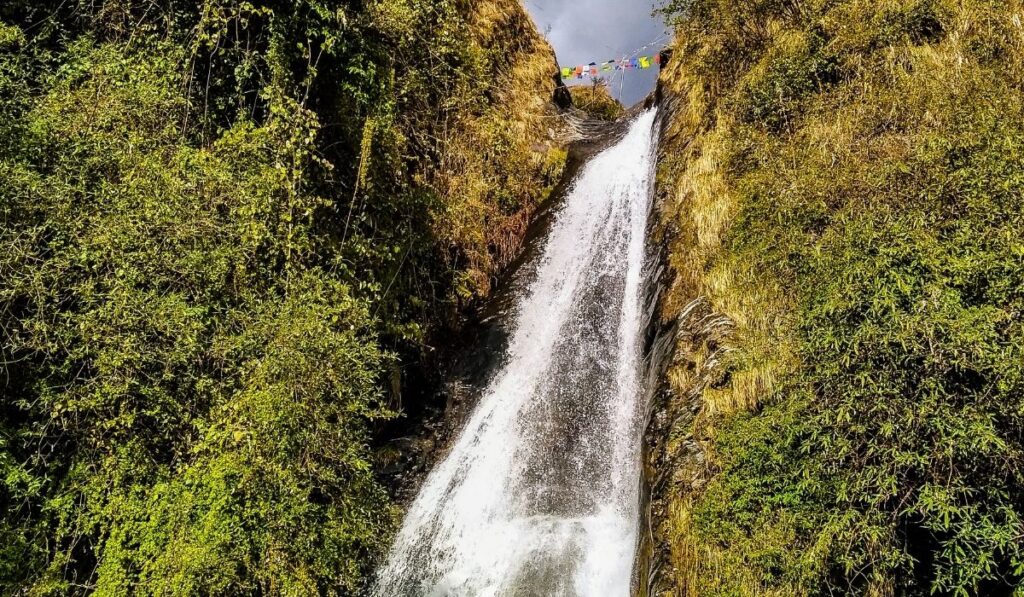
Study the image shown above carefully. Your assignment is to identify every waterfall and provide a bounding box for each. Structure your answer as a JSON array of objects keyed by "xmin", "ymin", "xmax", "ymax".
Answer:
[{"xmin": 375, "ymin": 109, "xmax": 661, "ymax": 597}]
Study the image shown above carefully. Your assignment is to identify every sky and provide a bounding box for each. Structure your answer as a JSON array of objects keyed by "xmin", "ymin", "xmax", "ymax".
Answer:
[{"xmin": 522, "ymin": 0, "xmax": 672, "ymax": 107}]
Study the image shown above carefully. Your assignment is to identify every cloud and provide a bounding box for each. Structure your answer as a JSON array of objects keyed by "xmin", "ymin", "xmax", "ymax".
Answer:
[{"xmin": 524, "ymin": 0, "xmax": 670, "ymax": 106}]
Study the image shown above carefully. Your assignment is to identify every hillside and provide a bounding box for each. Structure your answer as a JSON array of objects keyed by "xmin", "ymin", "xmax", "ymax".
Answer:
[
  {"xmin": 650, "ymin": 0, "xmax": 1024, "ymax": 595},
  {"xmin": 0, "ymin": 0, "xmax": 566, "ymax": 593}
]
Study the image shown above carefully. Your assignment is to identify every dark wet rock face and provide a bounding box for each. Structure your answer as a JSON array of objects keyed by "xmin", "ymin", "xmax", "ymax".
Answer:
[{"xmin": 632, "ymin": 86, "xmax": 732, "ymax": 597}]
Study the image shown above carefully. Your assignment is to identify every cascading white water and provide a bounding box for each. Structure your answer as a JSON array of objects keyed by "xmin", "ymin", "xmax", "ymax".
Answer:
[{"xmin": 375, "ymin": 109, "xmax": 660, "ymax": 597}]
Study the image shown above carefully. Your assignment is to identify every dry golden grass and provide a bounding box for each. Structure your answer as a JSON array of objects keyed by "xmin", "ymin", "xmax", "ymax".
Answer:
[
  {"xmin": 651, "ymin": 52, "xmax": 797, "ymax": 593},
  {"xmin": 658, "ymin": 100, "xmax": 794, "ymax": 420},
  {"xmin": 431, "ymin": 0, "xmax": 569, "ymax": 300},
  {"xmin": 568, "ymin": 83, "xmax": 624, "ymax": 120},
  {"xmin": 653, "ymin": 0, "xmax": 1024, "ymax": 593}
]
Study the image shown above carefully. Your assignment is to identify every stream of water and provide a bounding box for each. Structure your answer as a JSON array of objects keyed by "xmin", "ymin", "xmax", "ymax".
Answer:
[{"xmin": 375, "ymin": 109, "xmax": 661, "ymax": 597}]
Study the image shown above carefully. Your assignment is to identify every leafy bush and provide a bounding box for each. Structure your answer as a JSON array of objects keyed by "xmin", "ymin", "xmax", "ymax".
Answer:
[
  {"xmin": 0, "ymin": 0, "xmax": 563, "ymax": 593},
  {"xmin": 1, "ymin": 38, "xmax": 393, "ymax": 593},
  {"xmin": 739, "ymin": 30, "xmax": 839, "ymax": 132},
  {"xmin": 657, "ymin": 0, "xmax": 1024, "ymax": 594}
]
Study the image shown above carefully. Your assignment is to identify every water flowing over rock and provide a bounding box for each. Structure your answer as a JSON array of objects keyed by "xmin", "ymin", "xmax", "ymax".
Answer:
[{"xmin": 375, "ymin": 109, "xmax": 661, "ymax": 596}]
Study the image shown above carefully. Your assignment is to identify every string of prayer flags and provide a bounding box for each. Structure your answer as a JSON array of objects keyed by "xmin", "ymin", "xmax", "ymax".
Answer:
[{"xmin": 559, "ymin": 54, "xmax": 662, "ymax": 80}]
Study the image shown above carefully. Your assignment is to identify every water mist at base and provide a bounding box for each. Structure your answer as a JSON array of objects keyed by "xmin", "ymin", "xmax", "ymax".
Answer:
[{"xmin": 375, "ymin": 109, "xmax": 661, "ymax": 597}]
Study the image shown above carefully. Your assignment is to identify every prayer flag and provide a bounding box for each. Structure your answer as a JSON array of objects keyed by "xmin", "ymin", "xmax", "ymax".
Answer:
[{"xmin": 554, "ymin": 41, "xmax": 668, "ymax": 79}]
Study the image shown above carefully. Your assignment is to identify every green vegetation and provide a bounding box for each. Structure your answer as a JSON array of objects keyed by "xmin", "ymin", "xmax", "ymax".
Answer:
[
  {"xmin": 656, "ymin": 0, "xmax": 1024, "ymax": 594},
  {"xmin": 568, "ymin": 80, "xmax": 625, "ymax": 120},
  {"xmin": 0, "ymin": 0, "xmax": 564, "ymax": 593}
]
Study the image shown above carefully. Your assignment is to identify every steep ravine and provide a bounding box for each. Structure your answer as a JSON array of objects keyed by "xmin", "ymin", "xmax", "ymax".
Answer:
[
  {"xmin": 380, "ymin": 1, "xmax": 1024, "ymax": 594},
  {"xmin": 378, "ymin": 75, "xmax": 702, "ymax": 597},
  {"xmin": 376, "ymin": 109, "xmax": 664, "ymax": 595}
]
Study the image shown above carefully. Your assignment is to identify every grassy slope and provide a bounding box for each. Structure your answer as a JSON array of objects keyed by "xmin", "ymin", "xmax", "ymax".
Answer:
[
  {"xmin": 0, "ymin": 0, "xmax": 564, "ymax": 593},
  {"xmin": 568, "ymin": 82, "xmax": 626, "ymax": 121},
  {"xmin": 655, "ymin": 0, "xmax": 1024, "ymax": 594},
  {"xmin": 428, "ymin": 0, "xmax": 570, "ymax": 300}
]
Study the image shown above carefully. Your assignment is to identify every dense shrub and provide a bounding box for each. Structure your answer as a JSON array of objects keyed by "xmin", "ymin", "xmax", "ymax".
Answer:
[
  {"xmin": 0, "ymin": 0, "xmax": 563, "ymax": 593},
  {"xmin": 657, "ymin": 0, "xmax": 1024, "ymax": 594}
]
